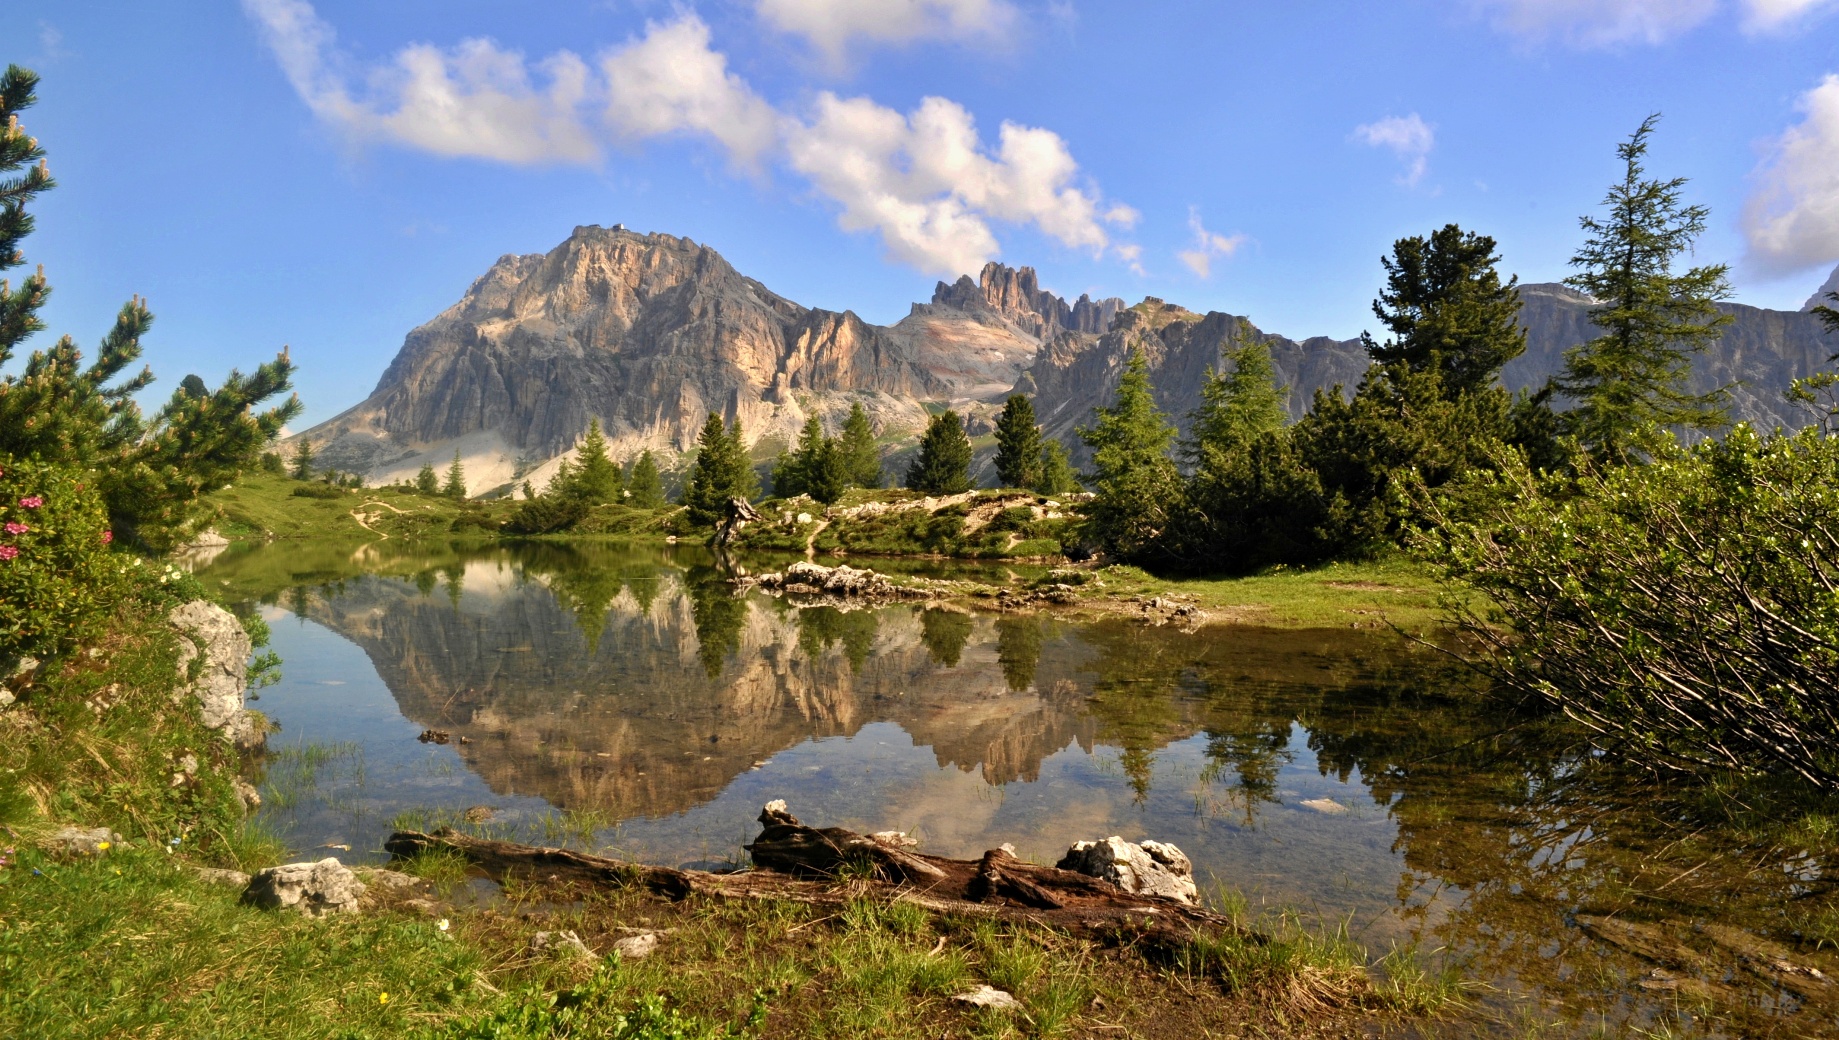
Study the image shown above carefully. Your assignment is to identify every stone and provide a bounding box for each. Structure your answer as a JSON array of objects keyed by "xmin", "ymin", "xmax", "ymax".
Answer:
[
  {"xmin": 191, "ymin": 866, "xmax": 253, "ymax": 888},
  {"xmin": 169, "ymin": 601, "xmax": 263, "ymax": 749},
  {"xmin": 244, "ymin": 858, "xmax": 367, "ymax": 917},
  {"xmin": 532, "ymin": 930, "xmax": 595, "ymax": 960},
  {"xmin": 612, "ymin": 932, "xmax": 659, "ymax": 960},
  {"xmin": 232, "ymin": 777, "xmax": 262, "ymax": 810},
  {"xmin": 1056, "ymin": 835, "xmax": 1198, "ymax": 905},
  {"xmin": 951, "ymin": 985, "xmax": 1023, "ymax": 1011},
  {"xmin": 1300, "ymin": 798, "xmax": 1348, "ymax": 814},
  {"xmin": 355, "ymin": 868, "xmax": 425, "ymax": 895},
  {"xmin": 47, "ymin": 826, "xmax": 123, "ymax": 856},
  {"xmin": 869, "ymin": 831, "xmax": 918, "ymax": 849},
  {"xmin": 0, "ymin": 687, "xmax": 12, "ymax": 709}
]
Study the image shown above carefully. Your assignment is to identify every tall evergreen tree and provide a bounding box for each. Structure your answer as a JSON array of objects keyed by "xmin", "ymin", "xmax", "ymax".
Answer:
[
  {"xmin": 772, "ymin": 413, "xmax": 828, "ymax": 499},
  {"xmin": 626, "ymin": 450, "xmax": 665, "ymax": 508},
  {"xmin": 906, "ymin": 410, "xmax": 973, "ymax": 494},
  {"xmin": 1556, "ymin": 115, "xmax": 1733, "ymax": 460},
  {"xmin": 443, "ymin": 450, "xmax": 467, "ymax": 499},
  {"xmin": 289, "ymin": 438, "xmax": 315, "ymax": 480},
  {"xmin": 1035, "ymin": 440, "xmax": 1080, "ymax": 495},
  {"xmin": 415, "ymin": 463, "xmax": 439, "ymax": 495},
  {"xmin": 992, "ymin": 394, "xmax": 1043, "ymax": 490},
  {"xmin": 0, "ymin": 66, "xmax": 300, "ymax": 548},
  {"xmin": 1363, "ymin": 224, "xmax": 1527, "ymax": 395},
  {"xmin": 1078, "ymin": 349, "xmax": 1182, "ymax": 559},
  {"xmin": 837, "ymin": 402, "xmax": 882, "ymax": 488},
  {"xmin": 1186, "ymin": 330, "xmax": 1288, "ymax": 464},
  {"xmin": 566, "ymin": 418, "xmax": 622, "ymax": 505},
  {"xmin": 683, "ymin": 413, "xmax": 756, "ymax": 526}
]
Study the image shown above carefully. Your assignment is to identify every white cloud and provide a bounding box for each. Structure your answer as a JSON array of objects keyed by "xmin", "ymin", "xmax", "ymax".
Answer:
[
  {"xmin": 784, "ymin": 93, "xmax": 1131, "ymax": 276},
  {"xmin": 1469, "ymin": 0, "xmax": 1719, "ymax": 45},
  {"xmin": 242, "ymin": 0, "xmax": 599, "ymax": 164},
  {"xmin": 600, "ymin": 16, "xmax": 779, "ymax": 166},
  {"xmin": 756, "ymin": 0, "xmax": 1017, "ymax": 60},
  {"xmin": 1353, "ymin": 114, "xmax": 1435, "ymax": 187},
  {"xmin": 1177, "ymin": 208, "xmax": 1247, "ymax": 279},
  {"xmin": 1743, "ymin": 0, "xmax": 1839, "ymax": 31},
  {"xmin": 245, "ymin": 1, "xmax": 1133, "ymax": 277},
  {"xmin": 1745, "ymin": 74, "xmax": 1839, "ymax": 274}
]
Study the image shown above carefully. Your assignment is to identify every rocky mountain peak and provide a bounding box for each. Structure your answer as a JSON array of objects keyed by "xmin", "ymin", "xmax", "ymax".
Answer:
[
  {"xmin": 928, "ymin": 262, "xmax": 1124, "ymax": 339},
  {"xmin": 1804, "ymin": 263, "xmax": 1839, "ymax": 312}
]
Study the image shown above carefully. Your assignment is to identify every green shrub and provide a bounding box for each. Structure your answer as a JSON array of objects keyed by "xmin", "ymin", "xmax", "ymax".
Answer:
[
  {"xmin": 290, "ymin": 483, "xmax": 346, "ymax": 500},
  {"xmin": 505, "ymin": 494, "xmax": 590, "ymax": 535},
  {"xmin": 0, "ymin": 456, "xmax": 131, "ymax": 661}
]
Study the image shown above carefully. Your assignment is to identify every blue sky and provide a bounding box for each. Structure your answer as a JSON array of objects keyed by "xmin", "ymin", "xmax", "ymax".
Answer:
[{"xmin": 18, "ymin": 1, "xmax": 1839, "ymax": 426}]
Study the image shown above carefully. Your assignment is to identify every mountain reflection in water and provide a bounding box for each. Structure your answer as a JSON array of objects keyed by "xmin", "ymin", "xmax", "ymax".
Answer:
[{"xmin": 208, "ymin": 540, "xmax": 1839, "ymax": 1038}]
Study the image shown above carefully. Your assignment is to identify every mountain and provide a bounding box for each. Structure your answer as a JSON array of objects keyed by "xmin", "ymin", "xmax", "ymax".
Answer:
[
  {"xmin": 298, "ymin": 228, "xmax": 1839, "ymax": 493},
  {"xmin": 1806, "ymin": 263, "xmax": 1839, "ymax": 312}
]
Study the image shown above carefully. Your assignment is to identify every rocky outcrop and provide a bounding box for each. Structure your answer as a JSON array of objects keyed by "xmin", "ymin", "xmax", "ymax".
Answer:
[
  {"xmin": 168, "ymin": 601, "xmax": 264, "ymax": 750},
  {"xmin": 1804, "ymin": 262, "xmax": 1839, "ymax": 311},
  {"xmin": 243, "ymin": 858, "xmax": 367, "ymax": 916},
  {"xmin": 1056, "ymin": 835, "xmax": 1198, "ymax": 904},
  {"xmin": 46, "ymin": 826, "xmax": 124, "ymax": 856}
]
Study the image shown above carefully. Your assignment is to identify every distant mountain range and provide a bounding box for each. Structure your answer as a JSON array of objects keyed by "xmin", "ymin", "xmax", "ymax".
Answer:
[{"xmin": 299, "ymin": 226, "xmax": 1839, "ymax": 495}]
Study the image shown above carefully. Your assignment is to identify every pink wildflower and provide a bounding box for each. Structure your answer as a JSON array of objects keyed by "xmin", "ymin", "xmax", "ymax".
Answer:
[
  {"xmin": 18, "ymin": 496, "xmax": 43, "ymax": 509},
  {"xmin": 3, "ymin": 522, "xmax": 26, "ymax": 535},
  {"xmin": 102, "ymin": 530, "xmax": 113, "ymax": 544},
  {"xmin": 0, "ymin": 546, "xmax": 17, "ymax": 561}
]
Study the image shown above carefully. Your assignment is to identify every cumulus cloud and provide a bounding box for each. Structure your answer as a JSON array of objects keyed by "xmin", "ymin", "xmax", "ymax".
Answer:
[
  {"xmin": 1177, "ymin": 209, "xmax": 1247, "ymax": 279},
  {"xmin": 1353, "ymin": 114, "xmax": 1435, "ymax": 187},
  {"xmin": 244, "ymin": 0, "xmax": 1132, "ymax": 277},
  {"xmin": 600, "ymin": 16, "xmax": 779, "ymax": 166},
  {"xmin": 784, "ymin": 93, "xmax": 1132, "ymax": 275},
  {"xmin": 755, "ymin": 0, "xmax": 1017, "ymax": 60},
  {"xmin": 1745, "ymin": 74, "xmax": 1839, "ymax": 274},
  {"xmin": 1743, "ymin": 0, "xmax": 1839, "ymax": 31}
]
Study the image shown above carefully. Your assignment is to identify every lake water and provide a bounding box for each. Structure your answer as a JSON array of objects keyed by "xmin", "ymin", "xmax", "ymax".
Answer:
[{"xmin": 198, "ymin": 538, "xmax": 1839, "ymax": 1038}]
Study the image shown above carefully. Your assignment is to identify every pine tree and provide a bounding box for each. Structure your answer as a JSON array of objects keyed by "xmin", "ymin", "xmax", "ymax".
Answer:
[
  {"xmin": 992, "ymin": 395, "xmax": 1043, "ymax": 490},
  {"xmin": 906, "ymin": 410, "xmax": 973, "ymax": 494},
  {"xmin": 805, "ymin": 438, "xmax": 849, "ymax": 504},
  {"xmin": 1363, "ymin": 224, "xmax": 1527, "ymax": 395},
  {"xmin": 0, "ymin": 66, "xmax": 300, "ymax": 548},
  {"xmin": 415, "ymin": 463, "xmax": 440, "ymax": 495},
  {"xmin": 772, "ymin": 413, "xmax": 827, "ymax": 499},
  {"xmin": 1557, "ymin": 115, "xmax": 1733, "ymax": 460},
  {"xmin": 1186, "ymin": 329, "xmax": 1288, "ymax": 464},
  {"xmin": 626, "ymin": 450, "xmax": 665, "ymax": 508},
  {"xmin": 1079, "ymin": 349, "xmax": 1181, "ymax": 559},
  {"xmin": 683, "ymin": 414, "xmax": 756, "ymax": 526},
  {"xmin": 1035, "ymin": 440, "xmax": 1080, "ymax": 495},
  {"xmin": 290, "ymin": 439, "xmax": 315, "ymax": 480},
  {"xmin": 567, "ymin": 418, "xmax": 622, "ymax": 505},
  {"xmin": 837, "ymin": 402, "xmax": 881, "ymax": 488},
  {"xmin": 443, "ymin": 450, "xmax": 467, "ymax": 499}
]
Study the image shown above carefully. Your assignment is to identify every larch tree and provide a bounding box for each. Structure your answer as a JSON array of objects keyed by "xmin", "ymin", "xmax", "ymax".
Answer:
[
  {"xmin": 625, "ymin": 450, "xmax": 665, "ymax": 508},
  {"xmin": 992, "ymin": 394, "xmax": 1043, "ymax": 490},
  {"xmin": 1078, "ymin": 348, "xmax": 1181, "ymax": 559},
  {"xmin": 443, "ymin": 450, "xmax": 467, "ymax": 499},
  {"xmin": 837, "ymin": 402, "xmax": 882, "ymax": 488},
  {"xmin": 906, "ymin": 410, "xmax": 973, "ymax": 494},
  {"xmin": 567, "ymin": 418, "xmax": 622, "ymax": 505},
  {"xmin": 1556, "ymin": 114, "xmax": 1732, "ymax": 461}
]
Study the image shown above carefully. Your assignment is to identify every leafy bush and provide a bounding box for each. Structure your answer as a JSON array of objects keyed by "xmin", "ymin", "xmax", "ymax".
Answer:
[
  {"xmin": 0, "ymin": 456, "xmax": 131, "ymax": 661},
  {"xmin": 1418, "ymin": 426, "xmax": 1839, "ymax": 788},
  {"xmin": 504, "ymin": 494, "xmax": 591, "ymax": 535},
  {"xmin": 290, "ymin": 483, "xmax": 346, "ymax": 500}
]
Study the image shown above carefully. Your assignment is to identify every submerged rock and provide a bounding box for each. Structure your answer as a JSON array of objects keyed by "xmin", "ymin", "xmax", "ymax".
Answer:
[
  {"xmin": 244, "ymin": 858, "xmax": 367, "ymax": 917},
  {"xmin": 1056, "ymin": 836, "xmax": 1198, "ymax": 904}
]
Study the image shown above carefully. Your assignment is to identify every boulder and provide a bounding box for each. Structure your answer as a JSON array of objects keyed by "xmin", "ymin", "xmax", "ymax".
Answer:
[
  {"xmin": 243, "ymin": 858, "xmax": 367, "ymax": 917},
  {"xmin": 952, "ymin": 985, "xmax": 1022, "ymax": 1011},
  {"xmin": 1056, "ymin": 836, "xmax": 1197, "ymax": 905},
  {"xmin": 169, "ymin": 600, "xmax": 264, "ymax": 750},
  {"xmin": 46, "ymin": 826, "xmax": 123, "ymax": 856},
  {"xmin": 532, "ymin": 930, "xmax": 595, "ymax": 960},
  {"xmin": 612, "ymin": 932, "xmax": 660, "ymax": 960}
]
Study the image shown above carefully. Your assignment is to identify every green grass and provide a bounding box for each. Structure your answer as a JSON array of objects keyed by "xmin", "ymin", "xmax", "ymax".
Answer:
[
  {"xmin": 206, "ymin": 473, "xmax": 516, "ymax": 543},
  {"xmin": 1075, "ymin": 557, "xmax": 1454, "ymax": 632}
]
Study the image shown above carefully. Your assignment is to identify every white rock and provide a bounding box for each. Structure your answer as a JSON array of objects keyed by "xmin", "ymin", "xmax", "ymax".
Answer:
[
  {"xmin": 952, "ymin": 985, "xmax": 1023, "ymax": 1011},
  {"xmin": 47, "ymin": 826, "xmax": 123, "ymax": 855},
  {"xmin": 244, "ymin": 858, "xmax": 367, "ymax": 917},
  {"xmin": 1056, "ymin": 835, "xmax": 1198, "ymax": 904},
  {"xmin": 1300, "ymin": 798, "xmax": 1348, "ymax": 814},
  {"xmin": 169, "ymin": 601, "xmax": 263, "ymax": 748},
  {"xmin": 532, "ymin": 930, "xmax": 595, "ymax": 959},
  {"xmin": 613, "ymin": 932, "xmax": 659, "ymax": 959}
]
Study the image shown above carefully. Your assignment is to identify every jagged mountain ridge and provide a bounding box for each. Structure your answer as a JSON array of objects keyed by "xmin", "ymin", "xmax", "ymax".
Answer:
[{"xmin": 300, "ymin": 228, "xmax": 1839, "ymax": 493}]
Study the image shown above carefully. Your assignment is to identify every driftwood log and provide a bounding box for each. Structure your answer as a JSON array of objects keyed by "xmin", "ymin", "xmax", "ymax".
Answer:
[{"xmin": 384, "ymin": 804, "xmax": 1247, "ymax": 944}]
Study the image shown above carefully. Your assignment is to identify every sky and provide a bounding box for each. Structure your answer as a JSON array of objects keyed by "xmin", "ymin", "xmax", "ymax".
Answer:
[{"xmin": 16, "ymin": 1, "xmax": 1839, "ymax": 427}]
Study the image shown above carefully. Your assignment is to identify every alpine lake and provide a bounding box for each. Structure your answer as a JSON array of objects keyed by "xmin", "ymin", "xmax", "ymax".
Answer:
[{"xmin": 191, "ymin": 537, "xmax": 1839, "ymax": 1039}]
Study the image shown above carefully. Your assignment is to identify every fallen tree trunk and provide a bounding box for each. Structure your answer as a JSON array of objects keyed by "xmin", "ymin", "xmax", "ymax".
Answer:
[{"xmin": 385, "ymin": 806, "xmax": 1248, "ymax": 944}]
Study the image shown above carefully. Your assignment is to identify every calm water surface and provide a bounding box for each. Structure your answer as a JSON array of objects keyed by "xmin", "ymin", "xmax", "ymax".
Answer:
[{"xmin": 198, "ymin": 539, "xmax": 1839, "ymax": 1038}]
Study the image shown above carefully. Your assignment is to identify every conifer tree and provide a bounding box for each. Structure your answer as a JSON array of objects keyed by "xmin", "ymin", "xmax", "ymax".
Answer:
[
  {"xmin": 1035, "ymin": 440, "xmax": 1080, "ymax": 495},
  {"xmin": 1079, "ymin": 349, "xmax": 1181, "ymax": 559},
  {"xmin": 683, "ymin": 413, "xmax": 756, "ymax": 526},
  {"xmin": 772, "ymin": 413, "xmax": 827, "ymax": 499},
  {"xmin": 1557, "ymin": 115, "xmax": 1732, "ymax": 460},
  {"xmin": 1363, "ymin": 224, "xmax": 1526, "ymax": 395},
  {"xmin": 626, "ymin": 450, "xmax": 665, "ymax": 508},
  {"xmin": 906, "ymin": 410, "xmax": 973, "ymax": 494},
  {"xmin": 567, "ymin": 418, "xmax": 622, "ymax": 505},
  {"xmin": 1186, "ymin": 330, "xmax": 1287, "ymax": 463},
  {"xmin": 289, "ymin": 438, "xmax": 315, "ymax": 480},
  {"xmin": 993, "ymin": 395, "xmax": 1043, "ymax": 490},
  {"xmin": 443, "ymin": 450, "xmax": 467, "ymax": 499},
  {"xmin": 837, "ymin": 402, "xmax": 881, "ymax": 488},
  {"xmin": 415, "ymin": 463, "xmax": 439, "ymax": 495},
  {"xmin": 0, "ymin": 66, "xmax": 300, "ymax": 547}
]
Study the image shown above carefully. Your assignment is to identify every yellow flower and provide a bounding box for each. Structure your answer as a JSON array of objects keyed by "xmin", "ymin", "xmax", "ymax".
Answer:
[
  {"xmin": 97, "ymin": 841, "xmax": 111, "ymax": 852},
  {"xmin": 379, "ymin": 993, "xmax": 389, "ymax": 1005}
]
